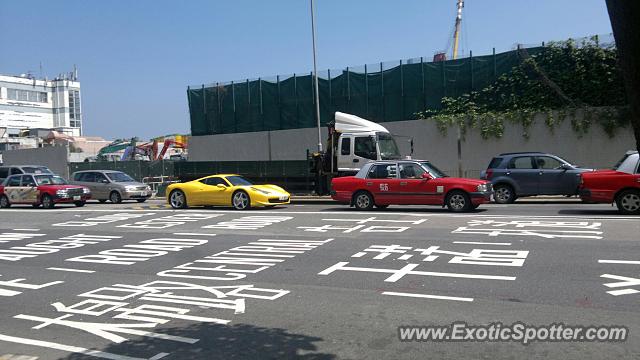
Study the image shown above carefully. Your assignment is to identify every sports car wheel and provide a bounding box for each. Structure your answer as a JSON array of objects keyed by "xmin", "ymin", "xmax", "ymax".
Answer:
[
  {"xmin": 110, "ymin": 191, "xmax": 122, "ymax": 204},
  {"xmin": 615, "ymin": 190, "xmax": 640, "ymax": 215},
  {"xmin": 353, "ymin": 191, "xmax": 374, "ymax": 210},
  {"xmin": 169, "ymin": 190, "xmax": 188, "ymax": 209},
  {"xmin": 41, "ymin": 194, "xmax": 55, "ymax": 209},
  {"xmin": 494, "ymin": 184, "xmax": 516, "ymax": 204},
  {"xmin": 232, "ymin": 191, "xmax": 250, "ymax": 210},
  {"xmin": 0, "ymin": 195, "xmax": 10, "ymax": 208},
  {"xmin": 446, "ymin": 190, "xmax": 472, "ymax": 212}
]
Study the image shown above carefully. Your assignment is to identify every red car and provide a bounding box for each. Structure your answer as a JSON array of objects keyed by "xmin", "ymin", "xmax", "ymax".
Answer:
[
  {"xmin": 579, "ymin": 151, "xmax": 640, "ymax": 214},
  {"xmin": 331, "ymin": 160, "xmax": 493, "ymax": 212},
  {"xmin": 0, "ymin": 173, "xmax": 91, "ymax": 209}
]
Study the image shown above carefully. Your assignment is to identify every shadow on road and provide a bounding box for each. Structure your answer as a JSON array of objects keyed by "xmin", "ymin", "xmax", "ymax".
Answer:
[
  {"xmin": 60, "ymin": 322, "xmax": 336, "ymax": 360},
  {"xmin": 557, "ymin": 209, "xmax": 622, "ymax": 216}
]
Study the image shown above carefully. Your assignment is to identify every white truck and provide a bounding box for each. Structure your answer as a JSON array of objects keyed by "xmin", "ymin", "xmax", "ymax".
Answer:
[{"xmin": 309, "ymin": 112, "xmax": 406, "ymax": 194}]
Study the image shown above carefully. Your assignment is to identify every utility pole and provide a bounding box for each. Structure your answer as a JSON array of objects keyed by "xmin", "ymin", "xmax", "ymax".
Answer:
[
  {"xmin": 453, "ymin": 0, "xmax": 464, "ymax": 177},
  {"xmin": 310, "ymin": 0, "xmax": 323, "ymax": 152}
]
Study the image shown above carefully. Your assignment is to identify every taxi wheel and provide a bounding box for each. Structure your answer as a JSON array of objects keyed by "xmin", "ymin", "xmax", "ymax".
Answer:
[
  {"xmin": 169, "ymin": 190, "xmax": 188, "ymax": 209},
  {"xmin": 109, "ymin": 191, "xmax": 122, "ymax": 204},
  {"xmin": 0, "ymin": 195, "xmax": 10, "ymax": 208},
  {"xmin": 353, "ymin": 191, "xmax": 374, "ymax": 210},
  {"xmin": 74, "ymin": 201, "xmax": 85, "ymax": 207},
  {"xmin": 446, "ymin": 190, "xmax": 472, "ymax": 212},
  {"xmin": 41, "ymin": 194, "xmax": 55, "ymax": 209},
  {"xmin": 615, "ymin": 190, "xmax": 640, "ymax": 215},
  {"xmin": 232, "ymin": 191, "xmax": 251, "ymax": 210}
]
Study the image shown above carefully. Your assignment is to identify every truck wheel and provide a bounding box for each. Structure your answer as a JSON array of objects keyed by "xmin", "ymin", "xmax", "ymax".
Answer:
[
  {"xmin": 353, "ymin": 191, "xmax": 374, "ymax": 210},
  {"xmin": 615, "ymin": 190, "xmax": 640, "ymax": 215},
  {"xmin": 110, "ymin": 191, "xmax": 122, "ymax": 204},
  {"xmin": 41, "ymin": 194, "xmax": 55, "ymax": 209},
  {"xmin": 0, "ymin": 195, "xmax": 10, "ymax": 208},
  {"xmin": 446, "ymin": 190, "xmax": 472, "ymax": 212},
  {"xmin": 494, "ymin": 184, "xmax": 516, "ymax": 204}
]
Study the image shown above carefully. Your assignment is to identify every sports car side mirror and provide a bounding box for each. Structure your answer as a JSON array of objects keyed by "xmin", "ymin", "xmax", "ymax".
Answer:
[{"xmin": 217, "ymin": 184, "xmax": 227, "ymax": 189}]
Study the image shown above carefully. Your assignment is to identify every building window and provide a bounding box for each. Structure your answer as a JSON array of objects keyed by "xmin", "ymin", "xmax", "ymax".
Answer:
[
  {"xmin": 69, "ymin": 90, "xmax": 81, "ymax": 127},
  {"xmin": 6, "ymin": 88, "xmax": 48, "ymax": 103}
]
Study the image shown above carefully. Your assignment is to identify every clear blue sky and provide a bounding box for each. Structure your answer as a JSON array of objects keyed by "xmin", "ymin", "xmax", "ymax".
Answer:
[{"xmin": 0, "ymin": 0, "xmax": 613, "ymax": 140}]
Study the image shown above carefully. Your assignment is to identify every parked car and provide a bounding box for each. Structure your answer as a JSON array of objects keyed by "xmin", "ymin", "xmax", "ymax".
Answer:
[
  {"xmin": 331, "ymin": 160, "xmax": 492, "ymax": 212},
  {"xmin": 0, "ymin": 174, "xmax": 91, "ymax": 208},
  {"xmin": 166, "ymin": 174, "xmax": 290, "ymax": 210},
  {"xmin": 579, "ymin": 151, "xmax": 640, "ymax": 214},
  {"xmin": 70, "ymin": 170, "xmax": 152, "ymax": 203},
  {"xmin": 480, "ymin": 152, "xmax": 591, "ymax": 203},
  {"xmin": 0, "ymin": 165, "xmax": 53, "ymax": 183}
]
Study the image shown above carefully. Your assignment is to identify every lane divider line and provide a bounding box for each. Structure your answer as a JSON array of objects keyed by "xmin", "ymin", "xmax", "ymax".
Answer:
[{"xmin": 382, "ymin": 291, "xmax": 474, "ymax": 302}]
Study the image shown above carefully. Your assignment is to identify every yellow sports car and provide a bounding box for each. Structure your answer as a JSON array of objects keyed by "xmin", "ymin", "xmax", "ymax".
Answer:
[{"xmin": 166, "ymin": 174, "xmax": 290, "ymax": 210}]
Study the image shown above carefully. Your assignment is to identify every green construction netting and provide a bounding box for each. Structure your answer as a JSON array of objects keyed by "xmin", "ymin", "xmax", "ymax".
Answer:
[{"xmin": 188, "ymin": 48, "xmax": 537, "ymax": 136}]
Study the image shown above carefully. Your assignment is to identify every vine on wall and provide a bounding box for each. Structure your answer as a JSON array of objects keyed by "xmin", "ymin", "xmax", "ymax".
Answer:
[{"xmin": 417, "ymin": 37, "xmax": 629, "ymax": 139}]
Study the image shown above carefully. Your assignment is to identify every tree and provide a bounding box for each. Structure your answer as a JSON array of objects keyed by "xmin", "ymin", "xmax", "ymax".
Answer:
[{"xmin": 606, "ymin": 0, "xmax": 640, "ymax": 153}]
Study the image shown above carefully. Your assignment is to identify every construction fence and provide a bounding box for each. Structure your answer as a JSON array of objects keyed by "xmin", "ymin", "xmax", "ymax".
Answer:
[{"xmin": 188, "ymin": 46, "xmax": 543, "ymax": 136}]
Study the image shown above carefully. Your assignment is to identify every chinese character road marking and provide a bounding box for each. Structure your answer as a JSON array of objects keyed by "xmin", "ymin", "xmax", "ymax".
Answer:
[{"xmin": 318, "ymin": 262, "xmax": 516, "ymax": 282}]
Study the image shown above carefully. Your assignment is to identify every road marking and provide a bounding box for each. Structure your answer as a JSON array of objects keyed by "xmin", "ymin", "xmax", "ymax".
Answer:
[
  {"xmin": 47, "ymin": 267, "xmax": 95, "ymax": 273},
  {"xmin": 173, "ymin": 232, "xmax": 218, "ymax": 237},
  {"xmin": 12, "ymin": 228, "xmax": 40, "ymax": 231},
  {"xmin": 598, "ymin": 260, "xmax": 640, "ymax": 265},
  {"xmin": 1, "ymin": 208, "xmax": 636, "ymax": 220},
  {"xmin": 382, "ymin": 291, "xmax": 473, "ymax": 302},
  {"xmin": 453, "ymin": 241, "xmax": 512, "ymax": 246},
  {"xmin": 607, "ymin": 288, "xmax": 640, "ymax": 296},
  {"xmin": 0, "ymin": 333, "xmax": 165, "ymax": 360}
]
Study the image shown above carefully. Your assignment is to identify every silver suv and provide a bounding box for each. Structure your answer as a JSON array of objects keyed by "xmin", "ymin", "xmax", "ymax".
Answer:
[{"xmin": 70, "ymin": 170, "xmax": 151, "ymax": 203}]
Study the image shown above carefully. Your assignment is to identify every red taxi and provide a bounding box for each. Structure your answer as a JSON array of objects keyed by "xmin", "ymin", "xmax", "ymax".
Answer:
[
  {"xmin": 331, "ymin": 160, "xmax": 492, "ymax": 212},
  {"xmin": 0, "ymin": 174, "xmax": 91, "ymax": 209},
  {"xmin": 579, "ymin": 151, "xmax": 640, "ymax": 214}
]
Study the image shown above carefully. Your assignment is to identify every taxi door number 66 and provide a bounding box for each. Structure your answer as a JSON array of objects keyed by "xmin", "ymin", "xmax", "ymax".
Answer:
[{"xmin": 379, "ymin": 183, "xmax": 389, "ymax": 192}]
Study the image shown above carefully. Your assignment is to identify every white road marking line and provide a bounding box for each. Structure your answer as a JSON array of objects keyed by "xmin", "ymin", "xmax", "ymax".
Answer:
[
  {"xmin": 397, "ymin": 254, "xmax": 413, "ymax": 260},
  {"xmin": 453, "ymin": 241, "xmax": 512, "ymax": 246},
  {"xmin": 607, "ymin": 288, "xmax": 640, "ymax": 296},
  {"xmin": 598, "ymin": 260, "xmax": 640, "ymax": 265},
  {"xmin": 1, "ymin": 208, "xmax": 637, "ymax": 220},
  {"xmin": 47, "ymin": 267, "xmax": 95, "ymax": 273},
  {"xmin": 12, "ymin": 228, "xmax": 40, "ymax": 231},
  {"xmin": 0, "ymin": 333, "xmax": 159, "ymax": 360},
  {"xmin": 382, "ymin": 291, "xmax": 473, "ymax": 302},
  {"xmin": 173, "ymin": 232, "xmax": 218, "ymax": 237}
]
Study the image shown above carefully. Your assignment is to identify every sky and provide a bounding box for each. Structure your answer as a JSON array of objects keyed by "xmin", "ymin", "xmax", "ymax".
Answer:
[{"xmin": 0, "ymin": 0, "xmax": 614, "ymax": 140}]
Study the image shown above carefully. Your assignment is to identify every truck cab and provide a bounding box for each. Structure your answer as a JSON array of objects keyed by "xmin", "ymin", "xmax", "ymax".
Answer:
[{"xmin": 332, "ymin": 112, "xmax": 401, "ymax": 174}]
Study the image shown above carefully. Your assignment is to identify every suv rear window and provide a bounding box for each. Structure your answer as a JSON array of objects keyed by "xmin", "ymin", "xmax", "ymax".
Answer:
[
  {"xmin": 0, "ymin": 168, "xmax": 8, "ymax": 178},
  {"xmin": 487, "ymin": 157, "xmax": 503, "ymax": 169}
]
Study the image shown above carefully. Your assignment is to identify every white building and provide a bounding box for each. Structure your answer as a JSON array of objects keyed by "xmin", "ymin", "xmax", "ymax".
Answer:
[{"xmin": 0, "ymin": 70, "xmax": 83, "ymax": 137}]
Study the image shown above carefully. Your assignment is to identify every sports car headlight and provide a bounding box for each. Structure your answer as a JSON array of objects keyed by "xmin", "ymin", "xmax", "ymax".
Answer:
[
  {"xmin": 82, "ymin": 187, "xmax": 91, "ymax": 194},
  {"xmin": 251, "ymin": 187, "xmax": 270, "ymax": 195},
  {"xmin": 476, "ymin": 184, "xmax": 488, "ymax": 192}
]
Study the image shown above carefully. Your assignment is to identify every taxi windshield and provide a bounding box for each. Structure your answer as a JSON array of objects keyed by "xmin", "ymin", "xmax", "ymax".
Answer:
[
  {"xmin": 35, "ymin": 175, "xmax": 67, "ymax": 185},
  {"xmin": 226, "ymin": 176, "xmax": 253, "ymax": 186},
  {"xmin": 420, "ymin": 161, "xmax": 448, "ymax": 178}
]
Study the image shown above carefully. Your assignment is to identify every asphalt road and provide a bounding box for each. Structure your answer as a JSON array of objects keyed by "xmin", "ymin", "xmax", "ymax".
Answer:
[{"xmin": 0, "ymin": 199, "xmax": 638, "ymax": 360}]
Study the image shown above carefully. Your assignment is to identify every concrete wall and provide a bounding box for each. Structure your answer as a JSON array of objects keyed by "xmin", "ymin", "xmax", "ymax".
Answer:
[
  {"xmin": 188, "ymin": 110, "xmax": 636, "ymax": 175},
  {"xmin": 2, "ymin": 146, "xmax": 70, "ymax": 178}
]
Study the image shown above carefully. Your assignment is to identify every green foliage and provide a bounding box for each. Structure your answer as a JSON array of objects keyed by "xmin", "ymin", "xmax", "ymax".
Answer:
[{"xmin": 417, "ymin": 37, "xmax": 629, "ymax": 139}]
